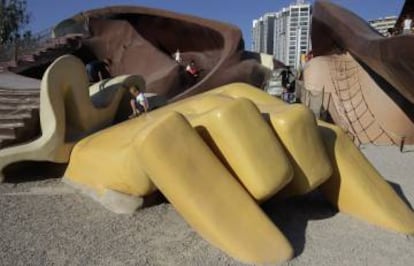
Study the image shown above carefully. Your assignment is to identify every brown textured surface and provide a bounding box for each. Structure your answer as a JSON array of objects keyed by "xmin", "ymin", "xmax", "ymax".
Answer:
[
  {"xmin": 309, "ymin": 0, "xmax": 414, "ymax": 144},
  {"xmin": 65, "ymin": 6, "xmax": 271, "ymax": 102},
  {"xmin": 395, "ymin": 0, "xmax": 414, "ymax": 32},
  {"xmin": 6, "ymin": 6, "xmax": 273, "ymax": 101},
  {"xmin": 304, "ymin": 54, "xmax": 414, "ymax": 145},
  {"xmin": 312, "ymin": 0, "xmax": 414, "ymax": 110},
  {"xmin": 0, "ymin": 5, "xmax": 274, "ymax": 149}
]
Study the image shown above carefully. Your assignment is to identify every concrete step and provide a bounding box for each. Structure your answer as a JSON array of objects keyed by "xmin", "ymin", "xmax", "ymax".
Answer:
[
  {"xmin": 0, "ymin": 110, "xmax": 38, "ymax": 120},
  {"xmin": 0, "ymin": 96, "xmax": 40, "ymax": 104},
  {"xmin": 0, "ymin": 118, "xmax": 25, "ymax": 125},
  {"xmin": 0, "ymin": 134, "xmax": 16, "ymax": 140},
  {"xmin": 0, "ymin": 127, "xmax": 17, "ymax": 138},
  {"xmin": 0, "ymin": 121, "xmax": 25, "ymax": 128},
  {"xmin": 0, "ymin": 108, "xmax": 36, "ymax": 116},
  {"xmin": 7, "ymin": 35, "xmax": 83, "ymax": 74},
  {"xmin": 0, "ymin": 103, "xmax": 39, "ymax": 110},
  {"xmin": 0, "ymin": 113, "xmax": 32, "ymax": 119},
  {"xmin": 0, "ymin": 108, "xmax": 40, "ymax": 150},
  {"xmin": 0, "ymin": 121, "xmax": 25, "ymax": 139},
  {"xmin": 0, "ymin": 95, "xmax": 40, "ymax": 102},
  {"xmin": 0, "ymin": 90, "xmax": 40, "ymax": 97},
  {"xmin": 0, "ymin": 135, "xmax": 17, "ymax": 149}
]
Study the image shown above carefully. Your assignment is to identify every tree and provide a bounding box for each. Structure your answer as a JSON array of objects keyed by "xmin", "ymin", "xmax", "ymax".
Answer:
[
  {"xmin": 0, "ymin": 0, "xmax": 30, "ymax": 45},
  {"xmin": 0, "ymin": 0, "xmax": 31, "ymax": 60}
]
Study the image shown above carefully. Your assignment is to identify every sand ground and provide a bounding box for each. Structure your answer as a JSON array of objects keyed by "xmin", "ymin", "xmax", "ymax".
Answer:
[{"xmin": 0, "ymin": 144, "xmax": 413, "ymax": 266}]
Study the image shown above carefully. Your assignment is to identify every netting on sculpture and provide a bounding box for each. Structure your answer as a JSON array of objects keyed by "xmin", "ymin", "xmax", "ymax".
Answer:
[{"xmin": 328, "ymin": 57, "xmax": 397, "ymax": 145}]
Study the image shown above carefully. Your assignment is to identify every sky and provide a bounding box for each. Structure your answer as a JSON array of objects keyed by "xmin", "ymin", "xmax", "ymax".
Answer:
[{"xmin": 26, "ymin": 0, "xmax": 405, "ymax": 46}]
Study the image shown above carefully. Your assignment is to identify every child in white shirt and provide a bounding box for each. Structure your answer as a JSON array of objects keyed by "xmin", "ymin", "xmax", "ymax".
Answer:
[{"xmin": 128, "ymin": 85, "xmax": 149, "ymax": 118}]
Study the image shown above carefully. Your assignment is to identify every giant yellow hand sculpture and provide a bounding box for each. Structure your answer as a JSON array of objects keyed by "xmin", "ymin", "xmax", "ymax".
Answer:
[
  {"xmin": 0, "ymin": 55, "xmax": 143, "ymax": 182},
  {"xmin": 64, "ymin": 83, "xmax": 414, "ymax": 264}
]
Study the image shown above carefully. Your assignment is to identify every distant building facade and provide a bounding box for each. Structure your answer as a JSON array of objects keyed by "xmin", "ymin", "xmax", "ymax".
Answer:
[
  {"xmin": 252, "ymin": 19, "xmax": 264, "ymax": 53},
  {"xmin": 368, "ymin": 16, "xmax": 397, "ymax": 37},
  {"xmin": 252, "ymin": 13, "xmax": 277, "ymax": 54},
  {"xmin": 252, "ymin": 0, "xmax": 311, "ymax": 69}
]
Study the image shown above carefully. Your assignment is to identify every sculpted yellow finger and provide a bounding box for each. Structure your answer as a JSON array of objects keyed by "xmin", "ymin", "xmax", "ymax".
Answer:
[
  {"xmin": 0, "ymin": 55, "xmax": 135, "ymax": 181},
  {"xmin": 137, "ymin": 111, "xmax": 293, "ymax": 264},
  {"xmin": 190, "ymin": 98, "xmax": 293, "ymax": 201},
  {"xmin": 318, "ymin": 121, "xmax": 414, "ymax": 234},
  {"xmin": 64, "ymin": 117, "xmax": 156, "ymax": 198},
  {"xmin": 207, "ymin": 83, "xmax": 332, "ymax": 197},
  {"xmin": 269, "ymin": 104, "xmax": 332, "ymax": 197}
]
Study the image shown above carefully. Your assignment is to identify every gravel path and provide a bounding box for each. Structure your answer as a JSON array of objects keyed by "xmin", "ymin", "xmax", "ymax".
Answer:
[{"xmin": 0, "ymin": 145, "xmax": 413, "ymax": 266}]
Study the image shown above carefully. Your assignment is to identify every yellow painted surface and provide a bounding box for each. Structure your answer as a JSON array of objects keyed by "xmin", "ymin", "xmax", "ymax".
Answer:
[
  {"xmin": 0, "ymin": 55, "xmax": 134, "ymax": 181},
  {"xmin": 205, "ymin": 82, "xmax": 285, "ymax": 105},
  {"xmin": 63, "ymin": 86, "xmax": 297, "ymax": 263},
  {"xmin": 64, "ymin": 117, "xmax": 156, "ymax": 197},
  {"xmin": 206, "ymin": 83, "xmax": 333, "ymax": 196},
  {"xmin": 190, "ymin": 98, "xmax": 293, "ymax": 201},
  {"xmin": 137, "ymin": 112, "xmax": 293, "ymax": 264},
  {"xmin": 318, "ymin": 121, "xmax": 414, "ymax": 234},
  {"xmin": 64, "ymin": 82, "xmax": 414, "ymax": 263},
  {"xmin": 269, "ymin": 104, "xmax": 332, "ymax": 197},
  {"xmin": 65, "ymin": 91, "xmax": 293, "ymax": 201}
]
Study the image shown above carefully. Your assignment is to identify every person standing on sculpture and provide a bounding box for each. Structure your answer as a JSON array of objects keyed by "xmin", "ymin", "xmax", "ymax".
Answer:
[
  {"xmin": 173, "ymin": 49, "xmax": 182, "ymax": 63},
  {"xmin": 186, "ymin": 60, "xmax": 199, "ymax": 78},
  {"xmin": 86, "ymin": 59, "xmax": 111, "ymax": 83},
  {"xmin": 402, "ymin": 16, "xmax": 412, "ymax": 34},
  {"xmin": 185, "ymin": 60, "xmax": 200, "ymax": 86},
  {"xmin": 279, "ymin": 66, "xmax": 293, "ymax": 90}
]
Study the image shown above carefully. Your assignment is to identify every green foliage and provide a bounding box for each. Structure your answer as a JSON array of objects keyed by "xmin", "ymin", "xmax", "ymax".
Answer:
[{"xmin": 0, "ymin": 0, "xmax": 30, "ymax": 45}]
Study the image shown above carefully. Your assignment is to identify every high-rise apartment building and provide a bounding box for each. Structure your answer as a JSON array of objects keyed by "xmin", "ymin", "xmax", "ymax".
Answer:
[
  {"xmin": 368, "ymin": 16, "xmax": 397, "ymax": 37},
  {"xmin": 252, "ymin": 19, "xmax": 264, "ymax": 52},
  {"xmin": 252, "ymin": 13, "xmax": 277, "ymax": 54},
  {"xmin": 252, "ymin": 1, "xmax": 311, "ymax": 69},
  {"xmin": 274, "ymin": 2, "xmax": 311, "ymax": 68}
]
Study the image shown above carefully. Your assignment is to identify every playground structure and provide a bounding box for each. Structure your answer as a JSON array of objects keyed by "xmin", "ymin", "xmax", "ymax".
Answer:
[
  {"xmin": 0, "ymin": 55, "xmax": 145, "ymax": 182},
  {"xmin": 63, "ymin": 82, "xmax": 414, "ymax": 264},
  {"xmin": 0, "ymin": 73, "xmax": 40, "ymax": 149},
  {"xmin": 303, "ymin": 0, "xmax": 414, "ymax": 146},
  {"xmin": 394, "ymin": 0, "xmax": 414, "ymax": 34},
  {"xmin": 303, "ymin": 54, "xmax": 414, "ymax": 146},
  {"xmin": 0, "ymin": 5, "xmax": 278, "ymax": 151},
  {"xmin": 0, "ymin": 54, "xmax": 413, "ymax": 264},
  {"xmin": 3, "ymin": 5, "xmax": 277, "ymax": 100},
  {"xmin": 0, "ymin": 2, "xmax": 414, "ymax": 265}
]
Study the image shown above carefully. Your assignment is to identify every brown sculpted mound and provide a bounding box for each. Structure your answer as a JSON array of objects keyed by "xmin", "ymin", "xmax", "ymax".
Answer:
[
  {"xmin": 312, "ymin": 0, "xmax": 414, "ymax": 110},
  {"xmin": 0, "ymin": 5, "xmax": 275, "ymax": 149},
  {"xmin": 51, "ymin": 6, "xmax": 273, "ymax": 101},
  {"xmin": 307, "ymin": 0, "xmax": 414, "ymax": 145},
  {"xmin": 395, "ymin": 0, "xmax": 414, "ymax": 33}
]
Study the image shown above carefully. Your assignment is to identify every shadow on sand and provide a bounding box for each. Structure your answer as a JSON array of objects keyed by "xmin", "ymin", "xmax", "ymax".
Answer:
[
  {"xmin": 388, "ymin": 181, "xmax": 414, "ymax": 210},
  {"xmin": 262, "ymin": 191, "xmax": 337, "ymax": 256}
]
